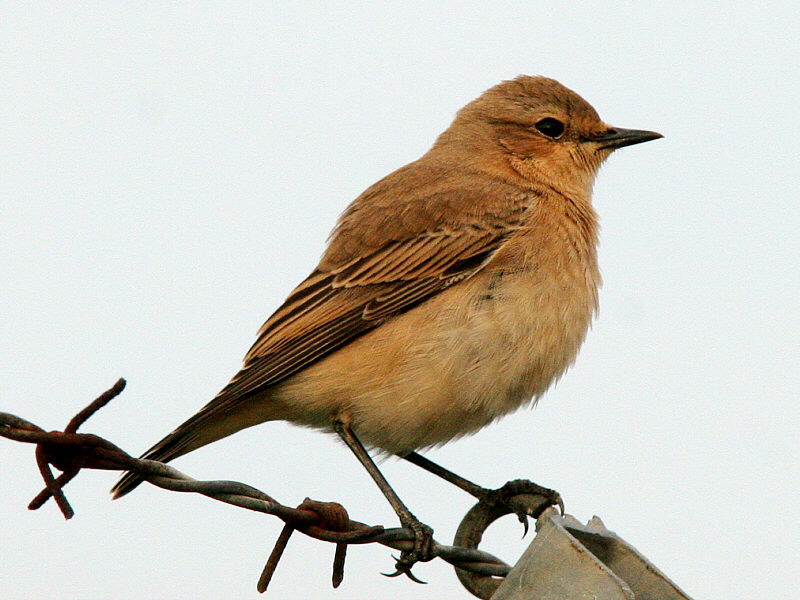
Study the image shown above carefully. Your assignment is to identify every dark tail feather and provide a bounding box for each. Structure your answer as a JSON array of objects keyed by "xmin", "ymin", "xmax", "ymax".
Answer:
[
  {"xmin": 111, "ymin": 470, "xmax": 144, "ymax": 499},
  {"xmin": 110, "ymin": 400, "xmax": 227, "ymax": 498},
  {"xmin": 111, "ymin": 390, "xmax": 270, "ymax": 498},
  {"xmin": 110, "ymin": 427, "xmax": 195, "ymax": 498}
]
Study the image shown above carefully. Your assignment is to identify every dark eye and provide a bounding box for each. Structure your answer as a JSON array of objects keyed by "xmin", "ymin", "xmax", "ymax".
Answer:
[{"xmin": 535, "ymin": 117, "xmax": 565, "ymax": 139}]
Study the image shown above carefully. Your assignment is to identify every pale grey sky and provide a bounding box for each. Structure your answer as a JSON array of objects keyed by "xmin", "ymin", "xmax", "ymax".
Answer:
[{"xmin": 2, "ymin": 3, "xmax": 798, "ymax": 599}]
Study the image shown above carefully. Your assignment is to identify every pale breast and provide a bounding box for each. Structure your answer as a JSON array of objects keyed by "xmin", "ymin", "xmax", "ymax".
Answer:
[{"xmin": 433, "ymin": 229, "xmax": 599, "ymax": 415}]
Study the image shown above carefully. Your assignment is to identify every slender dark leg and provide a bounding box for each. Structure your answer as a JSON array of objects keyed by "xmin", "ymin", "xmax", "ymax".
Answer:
[
  {"xmin": 402, "ymin": 451, "xmax": 564, "ymax": 532},
  {"xmin": 333, "ymin": 416, "xmax": 433, "ymax": 577},
  {"xmin": 403, "ymin": 451, "xmax": 489, "ymax": 498}
]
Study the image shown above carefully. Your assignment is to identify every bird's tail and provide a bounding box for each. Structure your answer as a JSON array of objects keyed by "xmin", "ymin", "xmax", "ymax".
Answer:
[
  {"xmin": 111, "ymin": 421, "xmax": 201, "ymax": 498},
  {"xmin": 110, "ymin": 401, "xmax": 249, "ymax": 499}
]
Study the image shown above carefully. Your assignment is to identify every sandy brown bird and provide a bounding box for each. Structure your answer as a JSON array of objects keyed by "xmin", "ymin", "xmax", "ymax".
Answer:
[{"xmin": 112, "ymin": 75, "xmax": 661, "ymax": 570}]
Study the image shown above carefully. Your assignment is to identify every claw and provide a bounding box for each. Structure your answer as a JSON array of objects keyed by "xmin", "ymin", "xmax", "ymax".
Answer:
[
  {"xmin": 382, "ymin": 556, "xmax": 427, "ymax": 583},
  {"xmin": 518, "ymin": 512, "xmax": 530, "ymax": 538},
  {"xmin": 556, "ymin": 495, "xmax": 565, "ymax": 516},
  {"xmin": 481, "ymin": 479, "xmax": 563, "ymax": 538},
  {"xmin": 382, "ymin": 558, "xmax": 404, "ymax": 578},
  {"xmin": 380, "ymin": 515, "xmax": 434, "ymax": 581},
  {"xmin": 382, "ymin": 569, "xmax": 403, "ymax": 578},
  {"xmin": 400, "ymin": 567, "xmax": 427, "ymax": 584},
  {"xmin": 381, "ymin": 554, "xmax": 404, "ymax": 577}
]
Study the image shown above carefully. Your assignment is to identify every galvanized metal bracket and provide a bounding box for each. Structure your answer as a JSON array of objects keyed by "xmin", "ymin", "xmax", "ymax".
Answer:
[
  {"xmin": 492, "ymin": 507, "xmax": 694, "ymax": 599},
  {"xmin": 454, "ymin": 492, "xmax": 695, "ymax": 600}
]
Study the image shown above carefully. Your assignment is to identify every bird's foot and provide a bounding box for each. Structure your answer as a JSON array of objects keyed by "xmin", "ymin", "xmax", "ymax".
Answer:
[
  {"xmin": 479, "ymin": 479, "xmax": 563, "ymax": 537},
  {"xmin": 382, "ymin": 518, "xmax": 434, "ymax": 583}
]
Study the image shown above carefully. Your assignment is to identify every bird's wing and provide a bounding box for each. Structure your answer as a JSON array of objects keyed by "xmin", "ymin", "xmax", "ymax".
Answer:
[
  {"xmin": 111, "ymin": 186, "xmax": 531, "ymax": 497},
  {"xmin": 213, "ymin": 218, "xmax": 523, "ymax": 407},
  {"xmin": 111, "ymin": 212, "xmax": 526, "ymax": 497}
]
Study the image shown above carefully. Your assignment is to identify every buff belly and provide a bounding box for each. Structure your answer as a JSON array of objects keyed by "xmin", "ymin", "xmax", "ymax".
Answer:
[{"xmin": 264, "ymin": 257, "xmax": 598, "ymax": 455}]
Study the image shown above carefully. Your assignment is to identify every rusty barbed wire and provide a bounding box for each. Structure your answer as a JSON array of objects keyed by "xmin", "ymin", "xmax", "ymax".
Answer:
[{"xmin": 0, "ymin": 379, "xmax": 517, "ymax": 595}]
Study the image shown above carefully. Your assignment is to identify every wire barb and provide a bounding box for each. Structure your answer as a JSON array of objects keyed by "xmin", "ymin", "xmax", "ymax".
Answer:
[
  {"xmin": 0, "ymin": 379, "xmax": 522, "ymax": 596},
  {"xmin": 258, "ymin": 522, "xmax": 295, "ymax": 593},
  {"xmin": 332, "ymin": 543, "xmax": 347, "ymax": 588}
]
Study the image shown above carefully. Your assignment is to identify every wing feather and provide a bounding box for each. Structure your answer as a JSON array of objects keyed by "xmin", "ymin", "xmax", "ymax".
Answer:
[{"xmin": 218, "ymin": 223, "xmax": 519, "ymax": 407}]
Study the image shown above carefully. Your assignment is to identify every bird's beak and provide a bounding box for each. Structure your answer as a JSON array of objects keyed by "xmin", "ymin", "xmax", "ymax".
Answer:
[{"xmin": 593, "ymin": 127, "xmax": 663, "ymax": 150}]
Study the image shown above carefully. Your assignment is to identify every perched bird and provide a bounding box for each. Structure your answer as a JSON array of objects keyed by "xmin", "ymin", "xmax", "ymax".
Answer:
[{"xmin": 112, "ymin": 75, "xmax": 661, "ymax": 570}]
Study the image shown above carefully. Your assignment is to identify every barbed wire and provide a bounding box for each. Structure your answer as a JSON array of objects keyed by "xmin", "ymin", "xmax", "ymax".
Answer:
[{"xmin": 0, "ymin": 378, "xmax": 534, "ymax": 596}]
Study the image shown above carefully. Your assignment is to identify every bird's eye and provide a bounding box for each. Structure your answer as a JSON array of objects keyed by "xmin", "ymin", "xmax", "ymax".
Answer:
[{"xmin": 535, "ymin": 117, "xmax": 565, "ymax": 139}]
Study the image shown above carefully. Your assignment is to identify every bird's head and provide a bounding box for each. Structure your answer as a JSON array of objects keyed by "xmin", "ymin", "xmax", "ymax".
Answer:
[{"xmin": 435, "ymin": 75, "xmax": 662, "ymax": 199}]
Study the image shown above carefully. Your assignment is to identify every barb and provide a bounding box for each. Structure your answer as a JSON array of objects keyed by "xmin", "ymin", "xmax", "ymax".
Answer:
[{"xmin": 0, "ymin": 379, "xmax": 513, "ymax": 595}]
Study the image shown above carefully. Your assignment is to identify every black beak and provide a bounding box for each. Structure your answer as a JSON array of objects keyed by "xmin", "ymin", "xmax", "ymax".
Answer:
[{"xmin": 593, "ymin": 127, "xmax": 663, "ymax": 150}]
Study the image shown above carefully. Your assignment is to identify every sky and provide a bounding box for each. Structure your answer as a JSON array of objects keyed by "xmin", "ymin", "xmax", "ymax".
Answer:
[{"xmin": 2, "ymin": 3, "xmax": 798, "ymax": 599}]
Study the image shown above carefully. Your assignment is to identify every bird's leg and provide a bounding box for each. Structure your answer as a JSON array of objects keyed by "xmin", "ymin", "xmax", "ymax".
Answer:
[
  {"xmin": 403, "ymin": 452, "xmax": 488, "ymax": 497},
  {"xmin": 332, "ymin": 415, "xmax": 433, "ymax": 579},
  {"xmin": 403, "ymin": 451, "xmax": 563, "ymax": 534}
]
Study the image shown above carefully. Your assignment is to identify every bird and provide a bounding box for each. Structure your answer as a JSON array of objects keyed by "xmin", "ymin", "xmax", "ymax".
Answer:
[{"xmin": 112, "ymin": 75, "xmax": 661, "ymax": 572}]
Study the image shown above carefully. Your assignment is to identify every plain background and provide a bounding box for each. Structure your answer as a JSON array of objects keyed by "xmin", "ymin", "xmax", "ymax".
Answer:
[{"xmin": 2, "ymin": 3, "xmax": 798, "ymax": 599}]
